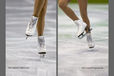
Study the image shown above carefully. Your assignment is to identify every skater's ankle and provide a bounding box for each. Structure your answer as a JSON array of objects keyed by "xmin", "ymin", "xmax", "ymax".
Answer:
[
  {"xmin": 38, "ymin": 36, "xmax": 45, "ymax": 40},
  {"xmin": 86, "ymin": 27, "xmax": 92, "ymax": 33},
  {"xmin": 86, "ymin": 30, "xmax": 91, "ymax": 33},
  {"xmin": 32, "ymin": 14, "xmax": 38, "ymax": 17},
  {"xmin": 31, "ymin": 15, "xmax": 38, "ymax": 20}
]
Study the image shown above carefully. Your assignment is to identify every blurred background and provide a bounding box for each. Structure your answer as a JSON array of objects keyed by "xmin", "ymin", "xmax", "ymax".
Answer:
[{"xmin": 71, "ymin": 0, "xmax": 108, "ymax": 4}]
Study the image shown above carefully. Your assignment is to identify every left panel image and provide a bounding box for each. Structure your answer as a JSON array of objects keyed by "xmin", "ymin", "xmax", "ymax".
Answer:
[{"xmin": 6, "ymin": 0, "xmax": 56, "ymax": 76}]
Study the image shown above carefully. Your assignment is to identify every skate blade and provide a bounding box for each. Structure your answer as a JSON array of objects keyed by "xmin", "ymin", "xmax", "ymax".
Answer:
[
  {"xmin": 78, "ymin": 32, "xmax": 86, "ymax": 39},
  {"xmin": 39, "ymin": 52, "xmax": 46, "ymax": 58},
  {"xmin": 25, "ymin": 34, "xmax": 32, "ymax": 39},
  {"xmin": 88, "ymin": 47, "xmax": 95, "ymax": 51},
  {"xmin": 89, "ymin": 45, "xmax": 95, "ymax": 49},
  {"xmin": 89, "ymin": 46, "xmax": 94, "ymax": 48},
  {"xmin": 88, "ymin": 45, "xmax": 95, "ymax": 51},
  {"xmin": 78, "ymin": 28, "xmax": 92, "ymax": 39}
]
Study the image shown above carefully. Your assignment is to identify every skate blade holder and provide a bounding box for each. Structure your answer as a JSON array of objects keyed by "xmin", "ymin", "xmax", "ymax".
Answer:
[
  {"xmin": 38, "ymin": 52, "xmax": 46, "ymax": 58},
  {"xmin": 89, "ymin": 46, "xmax": 94, "ymax": 48},
  {"xmin": 78, "ymin": 28, "xmax": 92, "ymax": 39},
  {"xmin": 78, "ymin": 32, "xmax": 86, "ymax": 39},
  {"xmin": 25, "ymin": 34, "xmax": 32, "ymax": 39},
  {"xmin": 88, "ymin": 46, "xmax": 95, "ymax": 51}
]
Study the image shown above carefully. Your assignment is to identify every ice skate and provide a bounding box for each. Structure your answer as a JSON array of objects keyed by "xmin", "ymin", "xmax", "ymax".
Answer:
[
  {"xmin": 74, "ymin": 20, "xmax": 87, "ymax": 39},
  {"xmin": 25, "ymin": 16, "xmax": 38, "ymax": 39},
  {"xmin": 78, "ymin": 28, "xmax": 92, "ymax": 39},
  {"xmin": 86, "ymin": 33, "xmax": 95, "ymax": 48},
  {"xmin": 38, "ymin": 36, "xmax": 46, "ymax": 58}
]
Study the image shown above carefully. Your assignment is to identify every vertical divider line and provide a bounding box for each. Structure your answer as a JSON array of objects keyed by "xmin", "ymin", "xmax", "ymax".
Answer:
[
  {"xmin": 56, "ymin": 0, "xmax": 58, "ymax": 76},
  {"xmin": 0, "ymin": 0, "xmax": 5, "ymax": 76},
  {"xmin": 109, "ymin": 0, "xmax": 114, "ymax": 76}
]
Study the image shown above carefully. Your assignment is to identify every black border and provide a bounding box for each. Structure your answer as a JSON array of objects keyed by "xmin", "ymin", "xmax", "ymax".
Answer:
[
  {"xmin": 56, "ymin": 0, "xmax": 58, "ymax": 76},
  {"xmin": 109, "ymin": 0, "xmax": 114, "ymax": 76}
]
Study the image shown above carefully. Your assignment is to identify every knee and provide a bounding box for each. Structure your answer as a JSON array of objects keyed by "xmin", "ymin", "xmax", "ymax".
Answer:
[{"xmin": 59, "ymin": 1, "xmax": 67, "ymax": 9}]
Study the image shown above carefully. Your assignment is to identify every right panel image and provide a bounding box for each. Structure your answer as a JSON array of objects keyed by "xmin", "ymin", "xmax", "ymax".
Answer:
[{"xmin": 58, "ymin": 0, "xmax": 108, "ymax": 76}]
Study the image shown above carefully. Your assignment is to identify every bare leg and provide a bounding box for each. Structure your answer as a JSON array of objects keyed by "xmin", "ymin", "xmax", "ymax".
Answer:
[
  {"xmin": 37, "ymin": 0, "xmax": 47, "ymax": 36},
  {"xmin": 78, "ymin": 0, "xmax": 95, "ymax": 48},
  {"xmin": 78, "ymin": 0, "xmax": 90, "ymax": 33},
  {"xmin": 33, "ymin": 0, "xmax": 46, "ymax": 17},
  {"xmin": 59, "ymin": 0, "xmax": 79, "ymax": 21}
]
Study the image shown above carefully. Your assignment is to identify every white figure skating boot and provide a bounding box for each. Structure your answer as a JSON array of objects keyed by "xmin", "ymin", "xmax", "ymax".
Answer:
[
  {"xmin": 86, "ymin": 33, "xmax": 95, "ymax": 48},
  {"xmin": 74, "ymin": 20, "xmax": 87, "ymax": 39},
  {"xmin": 38, "ymin": 36, "xmax": 46, "ymax": 58},
  {"xmin": 25, "ymin": 16, "xmax": 38, "ymax": 39}
]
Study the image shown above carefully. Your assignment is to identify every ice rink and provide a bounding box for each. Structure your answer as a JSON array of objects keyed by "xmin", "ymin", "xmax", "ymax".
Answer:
[
  {"xmin": 58, "ymin": 4, "xmax": 108, "ymax": 76},
  {"xmin": 6, "ymin": 0, "xmax": 56, "ymax": 76}
]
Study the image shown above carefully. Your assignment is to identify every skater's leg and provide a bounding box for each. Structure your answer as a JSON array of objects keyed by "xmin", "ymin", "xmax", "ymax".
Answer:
[
  {"xmin": 59, "ymin": 0, "xmax": 87, "ymax": 38},
  {"xmin": 78, "ymin": 0, "xmax": 90, "ymax": 33},
  {"xmin": 37, "ymin": 0, "xmax": 48, "ymax": 36},
  {"xmin": 78, "ymin": 0, "xmax": 95, "ymax": 48},
  {"xmin": 33, "ymin": 0, "xmax": 46, "ymax": 17},
  {"xmin": 25, "ymin": 0, "xmax": 46, "ymax": 37},
  {"xmin": 36, "ymin": 0, "xmax": 47, "ymax": 56},
  {"xmin": 59, "ymin": 0, "xmax": 79, "ymax": 21}
]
